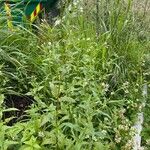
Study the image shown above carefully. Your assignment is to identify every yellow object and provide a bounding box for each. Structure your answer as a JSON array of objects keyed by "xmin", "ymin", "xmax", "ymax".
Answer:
[
  {"xmin": 4, "ymin": 2, "xmax": 13, "ymax": 29},
  {"xmin": 30, "ymin": 3, "xmax": 42, "ymax": 22}
]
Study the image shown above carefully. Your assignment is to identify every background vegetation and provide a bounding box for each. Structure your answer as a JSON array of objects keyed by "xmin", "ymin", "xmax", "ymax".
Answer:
[{"xmin": 0, "ymin": 0, "xmax": 149, "ymax": 149}]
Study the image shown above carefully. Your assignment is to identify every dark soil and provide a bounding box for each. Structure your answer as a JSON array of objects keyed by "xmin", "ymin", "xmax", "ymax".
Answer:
[{"xmin": 3, "ymin": 95, "xmax": 34, "ymax": 126}]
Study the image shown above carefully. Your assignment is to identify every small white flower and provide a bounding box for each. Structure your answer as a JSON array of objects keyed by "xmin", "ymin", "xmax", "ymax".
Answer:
[
  {"xmin": 79, "ymin": 7, "xmax": 83, "ymax": 12},
  {"xmin": 68, "ymin": 5, "xmax": 72, "ymax": 11},
  {"xmin": 118, "ymin": 125, "xmax": 124, "ymax": 130},
  {"xmin": 104, "ymin": 117, "xmax": 108, "ymax": 121},
  {"xmin": 125, "ymin": 90, "xmax": 129, "ymax": 94},
  {"xmin": 101, "ymin": 130, "xmax": 107, "ymax": 135},
  {"xmin": 92, "ymin": 136, "xmax": 97, "ymax": 141},
  {"xmin": 101, "ymin": 82, "xmax": 105, "ymax": 87},
  {"xmin": 54, "ymin": 19, "xmax": 61, "ymax": 26},
  {"xmin": 73, "ymin": 1, "xmax": 78, "ymax": 6},
  {"xmin": 38, "ymin": 131, "xmax": 44, "ymax": 137},
  {"xmin": 111, "ymin": 91, "xmax": 115, "ymax": 95},
  {"xmin": 123, "ymin": 81, "xmax": 129, "ymax": 87},
  {"xmin": 102, "ymin": 83, "xmax": 109, "ymax": 92},
  {"xmin": 48, "ymin": 42, "xmax": 51, "ymax": 46},
  {"xmin": 85, "ymin": 135, "xmax": 90, "ymax": 139}
]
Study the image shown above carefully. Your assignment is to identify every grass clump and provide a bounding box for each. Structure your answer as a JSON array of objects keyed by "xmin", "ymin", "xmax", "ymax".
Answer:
[{"xmin": 0, "ymin": 0, "xmax": 149, "ymax": 149}]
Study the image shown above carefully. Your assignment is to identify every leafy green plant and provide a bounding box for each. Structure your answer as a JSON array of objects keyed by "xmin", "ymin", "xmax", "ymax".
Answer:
[{"xmin": 0, "ymin": 0, "xmax": 149, "ymax": 149}]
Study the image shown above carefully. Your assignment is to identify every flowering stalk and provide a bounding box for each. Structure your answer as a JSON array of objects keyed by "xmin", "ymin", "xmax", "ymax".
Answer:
[{"xmin": 95, "ymin": 0, "xmax": 100, "ymax": 38}]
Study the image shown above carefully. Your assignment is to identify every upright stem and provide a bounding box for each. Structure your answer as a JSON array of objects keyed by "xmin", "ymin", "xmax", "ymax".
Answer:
[
  {"xmin": 143, "ymin": 0, "xmax": 148, "ymax": 18},
  {"xmin": 96, "ymin": 0, "xmax": 100, "ymax": 38}
]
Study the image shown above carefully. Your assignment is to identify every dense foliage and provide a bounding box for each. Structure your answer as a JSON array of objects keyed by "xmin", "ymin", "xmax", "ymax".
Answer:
[{"xmin": 0, "ymin": 0, "xmax": 149, "ymax": 149}]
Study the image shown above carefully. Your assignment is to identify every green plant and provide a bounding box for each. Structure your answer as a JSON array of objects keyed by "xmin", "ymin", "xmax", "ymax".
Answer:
[{"xmin": 0, "ymin": 0, "xmax": 149, "ymax": 149}]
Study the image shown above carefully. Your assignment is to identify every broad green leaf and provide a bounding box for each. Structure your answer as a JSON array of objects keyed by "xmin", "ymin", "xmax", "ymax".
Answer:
[
  {"xmin": 49, "ymin": 82, "xmax": 59, "ymax": 98},
  {"xmin": 41, "ymin": 138, "xmax": 52, "ymax": 146},
  {"xmin": 40, "ymin": 114, "xmax": 51, "ymax": 127},
  {"xmin": 59, "ymin": 96, "xmax": 75, "ymax": 103}
]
